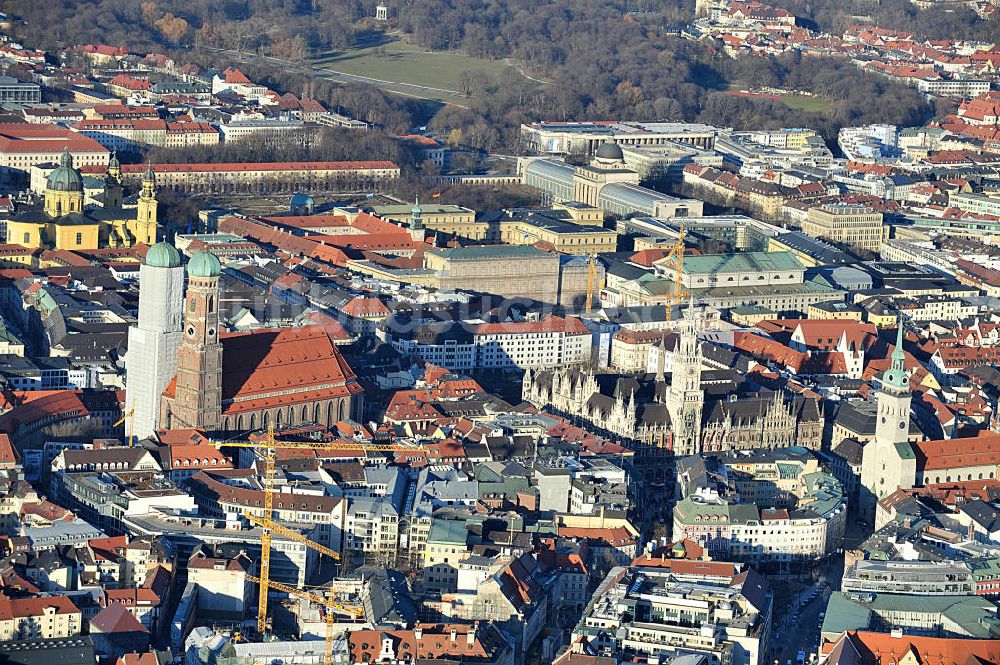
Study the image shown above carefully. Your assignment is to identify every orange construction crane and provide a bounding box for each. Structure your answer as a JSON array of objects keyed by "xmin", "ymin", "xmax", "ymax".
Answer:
[
  {"xmin": 246, "ymin": 574, "xmax": 361, "ymax": 665},
  {"xmin": 658, "ymin": 225, "xmax": 688, "ymax": 306},
  {"xmin": 113, "ymin": 405, "xmax": 135, "ymax": 448},
  {"xmin": 585, "ymin": 254, "xmax": 603, "ymax": 314},
  {"xmin": 211, "ymin": 427, "xmax": 426, "ymax": 634}
]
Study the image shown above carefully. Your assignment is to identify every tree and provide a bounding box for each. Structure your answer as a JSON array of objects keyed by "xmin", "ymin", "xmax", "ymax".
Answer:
[{"xmin": 154, "ymin": 13, "xmax": 190, "ymax": 44}]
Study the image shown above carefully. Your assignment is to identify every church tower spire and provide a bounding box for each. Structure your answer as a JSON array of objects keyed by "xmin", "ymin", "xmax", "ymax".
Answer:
[
  {"xmin": 665, "ymin": 297, "xmax": 705, "ymax": 456},
  {"xmin": 103, "ymin": 151, "xmax": 123, "ymax": 210},
  {"xmin": 409, "ymin": 197, "xmax": 425, "ymax": 242},
  {"xmin": 165, "ymin": 251, "xmax": 223, "ymax": 430},
  {"xmin": 860, "ymin": 313, "xmax": 916, "ymax": 520},
  {"xmin": 137, "ymin": 161, "xmax": 158, "ymax": 224}
]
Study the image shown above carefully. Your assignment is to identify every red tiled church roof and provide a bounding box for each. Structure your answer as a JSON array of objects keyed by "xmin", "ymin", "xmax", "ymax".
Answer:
[{"xmin": 218, "ymin": 327, "xmax": 361, "ymax": 415}]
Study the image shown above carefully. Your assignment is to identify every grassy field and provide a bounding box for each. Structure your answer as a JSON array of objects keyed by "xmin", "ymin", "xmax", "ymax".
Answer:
[
  {"xmin": 312, "ymin": 38, "xmax": 514, "ymax": 104},
  {"xmin": 779, "ymin": 93, "xmax": 828, "ymax": 112}
]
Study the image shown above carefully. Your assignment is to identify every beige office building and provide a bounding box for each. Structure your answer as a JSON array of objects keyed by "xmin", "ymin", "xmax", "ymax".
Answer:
[{"xmin": 802, "ymin": 204, "xmax": 886, "ymax": 253}]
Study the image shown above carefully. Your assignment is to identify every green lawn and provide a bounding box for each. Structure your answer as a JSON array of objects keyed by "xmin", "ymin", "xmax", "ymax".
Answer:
[
  {"xmin": 312, "ymin": 38, "xmax": 514, "ymax": 103},
  {"xmin": 779, "ymin": 93, "xmax": 828, "ymax": 112}
]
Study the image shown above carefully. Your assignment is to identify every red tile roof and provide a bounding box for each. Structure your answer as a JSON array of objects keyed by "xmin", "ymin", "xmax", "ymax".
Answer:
[
  {"xmin": 157, "ymin": 444, "xmax": 232, "ymax": 471},
  {"xmin": 190, "ymin": 470, "xmax": 342, "ymax": 513},
  {"xmin": 81, "ymin": 161, "xmax": 398, "ymax": 175},
  {"xmin": 0, "ymin": 594, "xmax": 79, "ymax": 620},
  {"xmin": 914, "ymin": 430, "xmax": 1000, "ymax": 472},
  {"xmin": 0, "ymin": 434, "xmax": 18, "ymax": 466},
  {"xmin": 558, "ymin": 526, "xmax": 636, "ymax": 547},
  {"xmin": 221, "ymin": 67, "xmax": 253, "ymax": 85},
  {"xmin": 218, "ymin": 328, "xmax": 361, "ymax": 414},
  {"xmin": 348, "ymin": 625, "xmax": 503, "ymax": 663},
  {"xmin": 828, "ymin": 630, "xmax": 1000, "ymax": 665},
  {"xmin": 91, "ymin": 601, "xmax": 148, "ymax": 634},
  {"xmin": 0, "ymin": 124, "xmax": 107, "ymax": 155},
  {"xmin": 475, "ymin": 315, "xmax": 590, "ymax": 336}
]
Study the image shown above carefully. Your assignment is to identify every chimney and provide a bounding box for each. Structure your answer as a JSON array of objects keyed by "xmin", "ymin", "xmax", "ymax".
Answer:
[
  {"xmin": 414, "ymin": 627, "xmax": 422, "ymax": 640},
  {"xmin": 450, "ymin": 629, "xmax": 457, "ymax": 642},
  {"xmin": 467, "ymin": 624, "xmax": 476, "ymax": 647}
]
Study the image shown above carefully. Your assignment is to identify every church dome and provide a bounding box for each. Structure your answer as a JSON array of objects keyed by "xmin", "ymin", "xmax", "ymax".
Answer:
[
  {"xmin": 188, "ymin": 251, "xmax": 221, "ymax": 278},
  {"xmin": 145, "ymin": 242, "xmax": 181, "ymax": 269},
  {"xmin": 290, "ymin": 192, "xmax": 314, "ymax": 207},
  {"xmin": 47, "ymin": 148, "xmax": 84, "ymax": 193},
  {"xmin": 594, "ymin": 141, "xmax": 624, "ymax": 162}
]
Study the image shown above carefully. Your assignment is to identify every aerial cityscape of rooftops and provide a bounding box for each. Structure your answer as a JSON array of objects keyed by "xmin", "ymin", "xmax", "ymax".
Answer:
[{"xmin": 0, "ymin": 0, "xmax": 999, "ymax": 664}]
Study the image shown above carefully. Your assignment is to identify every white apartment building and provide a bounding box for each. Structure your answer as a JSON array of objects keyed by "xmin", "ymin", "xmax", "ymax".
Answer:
[
  {"xmin": 343, "ymin": 497, "xmax": 400, "ymax": 560},
  {"xmin": 387, "ymin": 316, "xmax": 594, "ymax": 371},
  {"xmin": 218, "ymin": 118, "xmax": 311, "ymax": 143}
]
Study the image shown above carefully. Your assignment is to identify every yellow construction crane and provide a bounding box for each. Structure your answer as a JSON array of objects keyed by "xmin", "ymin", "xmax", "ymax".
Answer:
[
  {"xmin": 113, "ymin": 405, "xmax": 135, "ymax": 447},
  {"xmin": 246, "ymin": 574, "xmax": 361, "ymax": 665},
  {"xmin": 245, "ymin": 513, "xmax": 340, "ymax": 560},
  {"xmin": 210, "ymin": 427, "xmax": 426, "ymax": 634},
  {"xmin": 585, "ymin": 254, "xmax": 602, "ymax": 314},
  {"xmin": 659, "ymin": 225, "xmax": 688, "ymax": 306}
]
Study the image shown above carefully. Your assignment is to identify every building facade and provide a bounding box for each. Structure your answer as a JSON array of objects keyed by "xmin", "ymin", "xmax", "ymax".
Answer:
[
  {"xmin": 802, "ymin": 204, "xmax": 886, "ymax": 253},
  {"xmin": 125, "ymin": 243, "xmax": 185, "ymax": 439}
]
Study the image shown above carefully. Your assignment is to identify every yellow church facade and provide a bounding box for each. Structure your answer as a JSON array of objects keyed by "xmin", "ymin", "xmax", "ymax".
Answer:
[{"xmin": 7, "ymin": 150, "xmax": 158, "ymax": 251}]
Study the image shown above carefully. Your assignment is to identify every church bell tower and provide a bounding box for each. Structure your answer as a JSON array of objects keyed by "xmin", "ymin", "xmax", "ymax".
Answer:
[
  {"xmin": 860, "ymin": 315, "xmax": 916, "ymax": 520},
  {"xmin": 137, "ymin": 162, "xmax": 158, "ymax": 225},
  {"xmin": 104, "ymin": 151, "xmax": 123, "ymax": 210},
  {"xmin": 168, "ymin": 251, "xmax": 223, "ymax": 430}
]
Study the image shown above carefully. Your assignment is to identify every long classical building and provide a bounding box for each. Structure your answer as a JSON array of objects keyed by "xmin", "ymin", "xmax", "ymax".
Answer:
[
  {"xmin": 0, "ymin": 123, "xmax": 108, "ymax": 183},
  {"xmin": 521, "ymin": 121, "xmax": 718, "ymax": 155},
  {"xmin": 424, "ymin": 245, "xmax": 597, "ymax": 307},
  {"xmin": 384, "ymin": 315, "xmax": 593, "ymax": 371},
  {"xmin": 77, "ymin": 160, "xmax": 400, "ymax": 194},
  {"xmin": 519, "ymin": 143, "xmax": 704, "ymax": 218}
]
